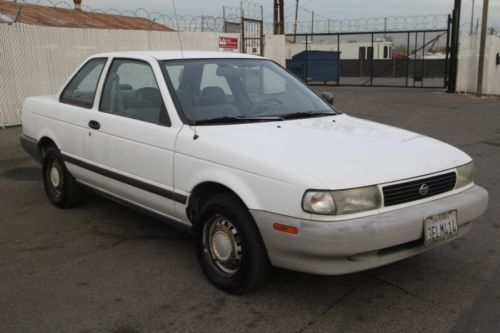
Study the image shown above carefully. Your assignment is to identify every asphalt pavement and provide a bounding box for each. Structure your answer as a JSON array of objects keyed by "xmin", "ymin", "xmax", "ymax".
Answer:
[{"xmin": 0, "ymin": 87, "xmax": 499, "ymax": 333}]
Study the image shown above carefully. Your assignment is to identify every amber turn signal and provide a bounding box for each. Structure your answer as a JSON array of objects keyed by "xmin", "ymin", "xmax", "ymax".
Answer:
[{"xmin": 273, "ymin": 223, "xmax": 299, "ymax": 234}]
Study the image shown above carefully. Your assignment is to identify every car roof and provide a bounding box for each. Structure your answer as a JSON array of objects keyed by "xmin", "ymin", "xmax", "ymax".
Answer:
[{"xmin": 91, "ymin": 50, "xmax": 265, "ymax": 61}]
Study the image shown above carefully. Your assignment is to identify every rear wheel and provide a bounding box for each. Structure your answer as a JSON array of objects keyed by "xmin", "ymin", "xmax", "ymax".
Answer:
[
  {"xmin": 42, "ymin": 146, "xmax": 86, "ymax": 208},
  {"xmin": 195, "ymin": 193, "xmax": 271, "ymax": 294}
]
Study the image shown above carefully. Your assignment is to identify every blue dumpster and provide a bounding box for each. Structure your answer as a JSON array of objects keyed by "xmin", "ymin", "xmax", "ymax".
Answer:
[{"xmin": 286, "ymin": 50, "xmax": 340, "ymax": 83}]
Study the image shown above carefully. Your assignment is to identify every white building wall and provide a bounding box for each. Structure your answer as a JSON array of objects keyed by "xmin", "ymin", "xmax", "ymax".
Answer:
[
  {"xmin": 264, "ymin": 34, "xmax": 286, "ymax": 66},
  {"xmin": 456, "ymin": 35, "xmax": 500, "ymax": 95},
  {"xmin": 0, "ymin": 23, "xmax": 240, "ymax": 127}
]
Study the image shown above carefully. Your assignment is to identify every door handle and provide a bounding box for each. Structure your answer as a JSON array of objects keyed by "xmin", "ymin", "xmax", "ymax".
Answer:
[{"xmin": 88, "ymin": 120, "xmax": 100, "ymax": 130}]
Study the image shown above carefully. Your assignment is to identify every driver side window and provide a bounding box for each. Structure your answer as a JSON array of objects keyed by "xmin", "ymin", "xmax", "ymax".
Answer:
[{"xmin": 100, "ymin": 59, "xmax": 170, "ymax": 126}]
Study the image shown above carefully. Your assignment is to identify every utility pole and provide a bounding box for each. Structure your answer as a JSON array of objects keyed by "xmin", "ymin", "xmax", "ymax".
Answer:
[
  {"xmin": 273, "ymin": 0, "xmax": 284, "ymax": 34},
  {"xmin": 293, "ymin": 0, "xmax": 299, "ymax": 42},
  {"xmin": 280, "ymin": 0, "xmax": 284, "ymax": 34},
  {"xmin": 477, "ymin": 0, "xmax": 489, "ymax": 96},
  {"xmin": 470, "ymin": 0, "xmax": 475, "ymax": 34}
]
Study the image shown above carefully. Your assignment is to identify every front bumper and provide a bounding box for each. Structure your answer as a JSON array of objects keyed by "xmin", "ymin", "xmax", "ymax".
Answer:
[{"xmin": 251, "ymin": 185, "xmax": 488, "ymax": 275}]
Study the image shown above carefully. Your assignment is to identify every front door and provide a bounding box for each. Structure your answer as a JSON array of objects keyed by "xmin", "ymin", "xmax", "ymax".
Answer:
[{"xmin": 83, "ymin": 58, "xmax": 180, "ymax": 218}]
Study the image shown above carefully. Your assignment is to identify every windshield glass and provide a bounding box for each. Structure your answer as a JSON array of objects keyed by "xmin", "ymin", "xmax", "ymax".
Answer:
[{"xmin": 161, "ymin": 59, "xmax": 337, "ymax": 125}]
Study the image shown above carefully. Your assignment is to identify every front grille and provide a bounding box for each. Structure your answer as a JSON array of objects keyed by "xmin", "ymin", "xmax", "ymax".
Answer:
[{"xmin": 383, "ymin": 172, "xmax": 456, "ymax": 206}]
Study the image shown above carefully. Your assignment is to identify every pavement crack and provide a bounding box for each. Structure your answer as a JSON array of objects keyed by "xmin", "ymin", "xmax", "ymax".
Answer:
[
  {"xmin": 480, "ymin": 141, "xmax": 500, "ymax": 148},
  {"xmin": 483, "ymin": 214, "xmax": 500, "ymax": 227},
  {"xmin": 369, "ymin": 275, "xmax": 442, "ymax": 308},
  {"xmin": 298, "ymin": 276, "xmax": 370, "ymax": 333}
]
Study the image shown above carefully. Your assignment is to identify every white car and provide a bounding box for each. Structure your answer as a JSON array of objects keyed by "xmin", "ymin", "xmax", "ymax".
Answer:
[{"xmin": 20, "ymin": 51, "xmax": 488, "ymax": 293}]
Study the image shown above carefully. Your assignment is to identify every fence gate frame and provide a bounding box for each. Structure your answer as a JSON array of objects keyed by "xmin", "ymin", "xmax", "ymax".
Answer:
[
  {"xmin": 241, "ymin": 17, "xmax": 264, "ymax": 56},
  {"xmin": 223, "ymin": 4, "xmax": 264, "ymax": 56},
  {"xmin": 286, "ymin": 15, "xmax": 457, "ymax": 89}
]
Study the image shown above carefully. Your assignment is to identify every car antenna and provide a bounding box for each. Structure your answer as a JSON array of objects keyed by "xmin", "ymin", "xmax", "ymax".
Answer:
[{"xmin": 171, "ymin": 0, "xmax": 198, "ymax": 140}]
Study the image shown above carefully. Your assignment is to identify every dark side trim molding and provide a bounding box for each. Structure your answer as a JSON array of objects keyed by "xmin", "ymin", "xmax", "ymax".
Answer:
[
  {"xmin": 20, "ymin": 133, "xmax": 40, "ymax": 163},
  {"xmin": 61, "ymin": 153, "xmax": 187, "ymax": 204}
]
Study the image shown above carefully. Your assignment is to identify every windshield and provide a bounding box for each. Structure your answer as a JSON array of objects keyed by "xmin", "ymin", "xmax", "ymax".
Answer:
[{"xmin": 161, "ymin": 59, "xmax": 337, "ymax": 125}]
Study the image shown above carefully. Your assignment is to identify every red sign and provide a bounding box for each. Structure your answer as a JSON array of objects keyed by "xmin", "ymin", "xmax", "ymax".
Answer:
[{"xmin": 219, "ymin": 37, "xmax": 238, "ymax": 50}]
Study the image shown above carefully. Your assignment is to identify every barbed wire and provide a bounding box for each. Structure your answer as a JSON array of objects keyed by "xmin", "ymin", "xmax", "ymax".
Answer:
[
  {"xmin": 9, "ymin": 1, "xmax": 456, "ymax": 34},
  {"xmin": 268, "ymin": 15, "xmax": 451, "ymax": 34}
]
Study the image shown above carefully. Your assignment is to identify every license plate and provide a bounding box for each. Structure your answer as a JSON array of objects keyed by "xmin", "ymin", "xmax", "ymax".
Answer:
[{"xmin": 424, "ymin": 210, "xmax": 458, "ymax": 245}]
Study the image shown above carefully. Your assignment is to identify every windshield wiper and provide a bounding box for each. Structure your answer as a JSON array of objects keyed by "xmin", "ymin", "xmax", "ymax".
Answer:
[
  {"xmin": 280, "ymin": 111, "xmax": 337, "ymax": 120},
  {"xmin": 195, "ymin": 116, "xmax": 284, "ymax": 125}
]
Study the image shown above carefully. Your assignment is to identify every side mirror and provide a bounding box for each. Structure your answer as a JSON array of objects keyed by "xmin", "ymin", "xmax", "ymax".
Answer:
[{"xmin": 320, "ymin": 91, "xmax": 334, "ymax": 105}]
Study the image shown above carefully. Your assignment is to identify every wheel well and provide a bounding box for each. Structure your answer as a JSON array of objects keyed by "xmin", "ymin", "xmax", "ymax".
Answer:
[
  {"xmin": 38, "ymin": 137, "xmax": 57, "ymax": 161},
  {"xmin": 186, "ymin": 182, "xmax": 247, "ymax": 224}
]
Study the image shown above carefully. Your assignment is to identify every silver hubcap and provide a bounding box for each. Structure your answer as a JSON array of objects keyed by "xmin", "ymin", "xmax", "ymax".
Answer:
[
  {"xmin": 212, "ymin": 231, "xmax": 233, "ymax": 262},
  {"xmin": 47, "ymin": 159, "xmax": 64, "ymax": 197},
  {"xmin": 50, "ymin": 164, "xmax": 61, "ymax": 187},
  {"xmin": 204, "ymin": 215, "xmax": 243, "ymax": 276}
]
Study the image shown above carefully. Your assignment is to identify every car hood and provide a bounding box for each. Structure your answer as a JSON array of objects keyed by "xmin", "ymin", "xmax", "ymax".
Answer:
[{"xmin": 178, "ymin": 114, "xmax": 471, "ymax": 189}]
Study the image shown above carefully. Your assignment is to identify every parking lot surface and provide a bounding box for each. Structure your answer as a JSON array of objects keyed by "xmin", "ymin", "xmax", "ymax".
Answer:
[{"xmin": 1, "ymin": 87, "xmax": 499, "ymax": 333}]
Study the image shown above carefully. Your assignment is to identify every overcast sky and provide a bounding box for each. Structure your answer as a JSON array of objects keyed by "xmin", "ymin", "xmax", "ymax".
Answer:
[{"xmin": 79, "ymin": 0, "xmax": 499, "ymax": 28}]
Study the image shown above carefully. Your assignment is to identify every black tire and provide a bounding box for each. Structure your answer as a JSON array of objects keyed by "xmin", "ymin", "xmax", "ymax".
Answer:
[
  {"xmin": 195, "ymin": 193, "xmax": 271, "ymax": 294},
  {"xmin": 42, "ymin": 145, "xmax": 86, "ymax": 208}
]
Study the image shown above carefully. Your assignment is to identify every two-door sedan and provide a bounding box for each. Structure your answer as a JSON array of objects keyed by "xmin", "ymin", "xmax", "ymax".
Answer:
[{"xmin": 20, "ymin": 51, "xmax": 488, "ymax": 293}]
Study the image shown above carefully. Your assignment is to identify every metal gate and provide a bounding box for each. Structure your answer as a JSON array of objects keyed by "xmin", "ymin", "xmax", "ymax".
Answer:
[
  {"xmin": 223, "ymin": 3, "xmax": 264, "ymax": 56},
  {"xmin": 242, "ymin": 18, "xmax": 264, "ymax": 56},
  {"xmin": 286, "ymin": 17, "xmax": 453, "ymax": 88}
]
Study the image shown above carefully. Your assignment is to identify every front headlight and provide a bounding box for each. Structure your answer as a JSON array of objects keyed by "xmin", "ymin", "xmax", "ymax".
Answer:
[
  {"xmin": 302, "ymin": 186, "xmax": 381, "ymax": 215},
  {"xmin": 455, "ymin": 162, "xmax": 474, "ymax": 188}
]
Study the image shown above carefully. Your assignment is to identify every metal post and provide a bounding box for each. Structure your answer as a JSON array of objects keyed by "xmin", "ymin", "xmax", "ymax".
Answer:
[
  {"xmin": 414, "ymin": 32, "xmax": 418, "ymax": 86},
  {"xmin": 240, "ymin": 2, "xmax": 245, "ymax": 53},
  {"xmin": 223, "ymin": 7, "xmax": 227, "ymax": 33},
  {"xmin": 448, "ymin": 0, "xmax": 462, "ymax": 93},
  {"xmin": 470, "ymin": 0, "xmax": 475, "ymax": 35},
  {"xmin": 293, "ymin": 0, "xmax": 299, "ymax": 43},
  {"xmin": 384, "ymin": 17, "xmax": 387, "ymax": 38},
  {"xmin": 337, "ymin": 33, "xmax": 340, "ymax": 85},
  {"xmin": 477, "ymin": 0, "xmax": 489, "ymax": 96},
  {"xmin": 201, "ymin": 15, "xmax": 204, "ymax": 32},
  {"xmin": 370, "ymin": 33, "xmax": 374, "ymax": 86},
  {"xmin": 444, "ymin": 15, "xmax": 452, "ymax": 88},
  {"xmin": 305, "ymin": 34, "xmax": 309, "ymax": 82},
  {"xmin": 260, "ymin": 5, "xmax": 264, "ymax": 56},
  {"xmin": 422, "ymin": 32, "xmax": 426, "ymax": 87},
  {"xmin": 273, "ymin": 0, "xmax": 278, "ymax": 34},
  {"xmin": 279, "ymin": 0, "xmax": 284, "ymax": 34},
  {"xmin": 311, "ymin": 11, "xmax": 314, "ymax": 43},
  {"xmin": 406, "ymin": 32, "xmax": 410, "ymax": 87}
]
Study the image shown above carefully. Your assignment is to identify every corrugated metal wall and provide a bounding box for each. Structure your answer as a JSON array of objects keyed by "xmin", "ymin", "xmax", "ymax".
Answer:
[{"xmin": 0, "ymin": 23, "xmax": 240, "ymax": 127}]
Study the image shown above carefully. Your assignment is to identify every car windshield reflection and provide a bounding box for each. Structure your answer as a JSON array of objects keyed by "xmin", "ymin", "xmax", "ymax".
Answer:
[{"xmin": 161, "ymin": 59, "xmax": 337, "ymax": 125}]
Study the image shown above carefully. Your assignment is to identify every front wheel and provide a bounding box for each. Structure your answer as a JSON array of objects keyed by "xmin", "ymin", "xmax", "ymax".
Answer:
[{"xmin": 195, "ymin": 193, "xmax": 271, "ymax": 294}]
